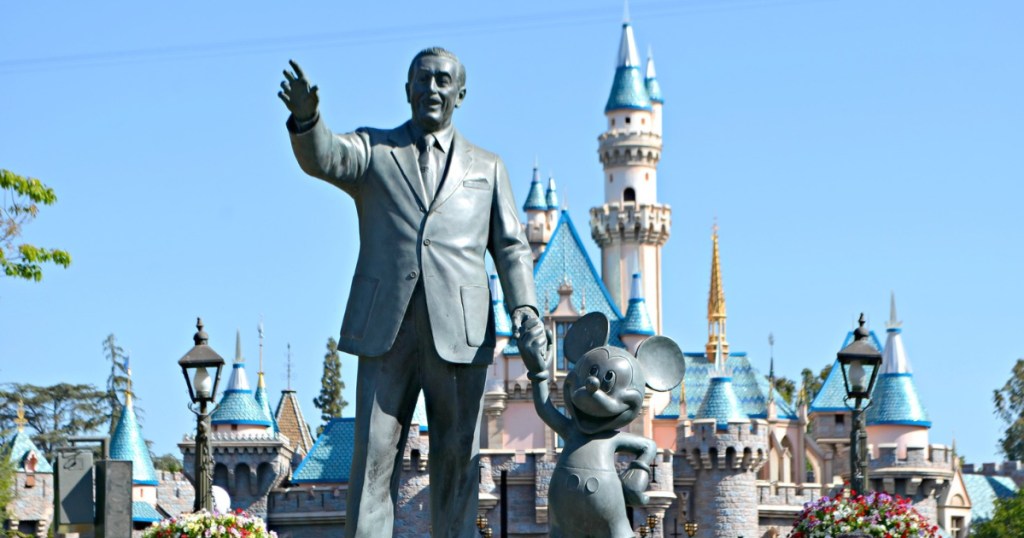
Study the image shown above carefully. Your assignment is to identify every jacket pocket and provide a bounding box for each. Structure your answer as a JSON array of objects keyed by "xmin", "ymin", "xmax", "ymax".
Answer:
[
  {"xmin": 463, "ymin": 178, "xmax": 490, "ymax": 190},
  {"xmin": 460, "ymin": 285, "xmax": 489, "ymax": 347},
  {"xmin": 341, "ymin": 274, "xmax": 379, "ymax": 340}
]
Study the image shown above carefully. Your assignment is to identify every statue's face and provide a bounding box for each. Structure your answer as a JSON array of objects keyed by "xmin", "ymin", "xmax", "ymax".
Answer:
[
  {"xmin": 563, "ymin": 347, "xmax": 645, "ymax": 434},
  {"xmin": 406, "ymin": 55, "xmax": 466, "ymax": 132}
]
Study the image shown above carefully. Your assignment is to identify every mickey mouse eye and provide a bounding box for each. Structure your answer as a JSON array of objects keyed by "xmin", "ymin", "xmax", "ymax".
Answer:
[
  {"xmin": 601, "ymin": 370, "xmax": 616, "ymax": 392},
  {"xmin": 589, "ymin": 365, "xmax": 599, "ymax": 376}
]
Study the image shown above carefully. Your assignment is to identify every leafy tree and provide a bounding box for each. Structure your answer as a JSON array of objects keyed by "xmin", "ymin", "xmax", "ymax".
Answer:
[
  {"xmin": 769, "ymin": 375, "xmax": 797, "ymax": 404},
  {"xmin": 1, "ymin": 169, "xmax": 71, "ymax": 281},
  {"xmin": 970, "ymin": 487, "xmax": 1024, "ymax": 538},
  {"xmin": 152, "ymin": 453, "xmax": 183, "ymax": 473},
  {"xmin": 102, "ymin": 334, "xmax": 140, "ymax": 431},
  {"xmin": 0, "ymin": 383, "xmax": 110, "ymax": 459},
  {"xmin": 994, "ymin": 358, "xmax": 1024, "ymax": 460},
  {"xmin": 798, "ymin": 364, "xmax": 833, "ymax": 405},
  {"xmin": 0, "ymin": 444, "xmax": 15, "ymax": 520},
  {"xmin": 313, "ymin": 337, "xmax": 349, "ymax": 435}
]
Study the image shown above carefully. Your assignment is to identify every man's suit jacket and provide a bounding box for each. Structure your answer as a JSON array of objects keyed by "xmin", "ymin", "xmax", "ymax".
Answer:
[{"xmin": 289, "ymin": 117, "xmax": 538, "ymax": 365}]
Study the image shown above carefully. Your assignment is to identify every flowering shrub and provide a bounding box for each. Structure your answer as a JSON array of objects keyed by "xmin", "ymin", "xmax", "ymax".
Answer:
[
  {"xmin": 143, "ymin": 509, "xmax": 278, "ymax": 538},
  {"xmin": 789, "ymin": 490, "xmax": 940, "ymax": 538}
]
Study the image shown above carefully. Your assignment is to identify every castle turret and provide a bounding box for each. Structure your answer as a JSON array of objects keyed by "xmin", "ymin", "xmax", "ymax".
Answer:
[
  {"xmin": 524, "ymin": 163, "xmax": 553, "ymax": 258},
  {"xmin": 591, "ymin": 9, "xmax": 670, "ymax": 333},
  {"xmin": 545, "ymin": 175, "xmax": 560, "ymax": 225},
  {"xmin": 254, "ymin": 322, "xmax": 278, "ymax": 433},
  {"xmin": 620, "ymin": 272, "xmax": 655, "ymax": 354},
  {"xmin": 866, "ymin": 293, "xmax": 932, "ymax": 457},
  {"xmin": 645, "ymin": 47, "xmax": 663, "ymax": 135},
  {"xmin": 110, "ymin": 366, "xmax": 163, "ymax": 525},
  {"xmin": 680, "ymin": 370, "xmax": 767, "ymax": 538},
  {"xmin": 211, "ymin": 331, "xmax": 272, "ymax": 433}
]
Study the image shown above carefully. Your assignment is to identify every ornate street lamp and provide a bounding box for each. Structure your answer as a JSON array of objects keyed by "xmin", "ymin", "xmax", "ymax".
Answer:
[
  {"xmin": 836, "ymin": 314, "xmax": 882, "ymax": 495},
  {"xmin": 683, "ymin": 520, "xmax": 699, "ymax": 537},
  {"xmin": 178, "ymin": 317, "xmax": 225, "ymax": 512}
]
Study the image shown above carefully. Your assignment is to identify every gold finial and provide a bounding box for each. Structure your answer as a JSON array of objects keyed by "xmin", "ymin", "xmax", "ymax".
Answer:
[
  {"xmin": 15, "ymin": 399, "xmax": 27, "ymax": 432},
  {"xmin": 706, "ymin": 222, "xmax": 729, "ymax": 361},
  {"xmin": 258, "ymin": 371, "xmax": 267, "ymax": 389}
]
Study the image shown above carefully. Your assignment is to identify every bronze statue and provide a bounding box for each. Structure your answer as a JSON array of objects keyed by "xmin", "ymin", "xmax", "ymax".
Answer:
[
  {"xmin": 279, "ymin": 49, "xmax": 547, "ymax": 537},
  {"xmin": 519, "ymin": 312, "xmax": 685, "ymax": 537}
]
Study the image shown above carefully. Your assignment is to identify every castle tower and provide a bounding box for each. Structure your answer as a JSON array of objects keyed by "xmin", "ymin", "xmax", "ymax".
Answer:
[
  {"xmin": 3, "ymin": 400, "xmax": 54, "ymax": 536},
  {"xmin": 679, "ymin": 370, "xmax": 767, "ymax": 538},
  {"xmin": 109, "ymin": 364, "xmax": 162, "ymax": 525},
  {"xmin": 866, "ymin": 293, "xmax": 932, "ymax": 456},
  {"xmin": 545, "ymin": 175, "xmax": 560, "ymax": 227},
  {"xmin": 211, "ymin": 330, "xmax": 273, "ymax": 434},
  {"xmin": 524, "ymin": 163, "xmax": 554, "ymax": 258},
  {"xmin": 590, "ymin": 9, "xmax": 671, "ymax": 333},
  {"xmin": 705, "ymin": 225, "xmax": 729, "ymax": 365},
  {"xmin": 620, "ymin": 271, "xmax": 655, "ymax": 354}
]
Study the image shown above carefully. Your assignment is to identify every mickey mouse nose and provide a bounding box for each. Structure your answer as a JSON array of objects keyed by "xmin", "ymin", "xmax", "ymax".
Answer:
[{"xmin": 586, "ymin": 376, "xmax": 600, "ymax": 393}]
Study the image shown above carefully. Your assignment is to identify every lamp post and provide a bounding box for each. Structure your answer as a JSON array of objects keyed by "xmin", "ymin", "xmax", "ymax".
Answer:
[
  {"xmin": 836, "ymin": 314, "xmax": 882, "ymax": 495},
  {"xmin": 683, "ymin": 520, "xmax": 698, "ymax": 537},
  {"xmin": 178, "ymin": 317, "xmax": 225, "ymax": 513}
]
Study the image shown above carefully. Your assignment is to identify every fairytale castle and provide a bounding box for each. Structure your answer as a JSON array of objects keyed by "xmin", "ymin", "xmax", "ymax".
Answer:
[{"xmin": 3, "ymin": 11, "xmax": 1013, "ymax": 538}]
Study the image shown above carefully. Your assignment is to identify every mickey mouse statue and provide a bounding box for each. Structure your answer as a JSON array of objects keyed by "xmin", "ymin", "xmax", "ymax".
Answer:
[{"xmin": 518, "ymin": 311, "xmax": 686, "ymax": 537}]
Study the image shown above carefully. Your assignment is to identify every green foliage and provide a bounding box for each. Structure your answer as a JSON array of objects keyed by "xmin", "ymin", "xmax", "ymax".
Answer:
[
  {"xmin": 0, "ymin": 444, "xmax": 15, "ymax": 520},
  {"xmin": 152, "ymin": 453, "xmax": 183, "ymax": 473},
  {"xmin": 994, "ymin": 358, "xmax": 1024, "ymax": 460},
  {"xmin": 0, "ymin": 383, "xmax": 111, "ymax": 460},
  {"xmin": 798, "ymin": 364, "xmax": 832, "ymax": 405},
  {"xmin": 770, "ymin": 375, "xmax": 797, "ymax": 404},
  {"xmin": 313, "ymin": 337, "xmax": 349, "ymax": 436},
  {"xmin": 102, "ymin": 334, "xmax": 140, "ymax": 431},
  {"xmin": 0, "ymin": 169, "xmax": 71, "ymax": 282},
  {"xmin": 970, "ymin": 488, "xmax": 1024, "ymax": 538}
]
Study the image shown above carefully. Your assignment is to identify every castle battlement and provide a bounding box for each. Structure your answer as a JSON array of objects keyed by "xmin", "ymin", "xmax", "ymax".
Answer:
[
  {"xmin": 598, "ymin": 131, "xmax": 662, "ymax": 167},
  {"xmin": 963, "ymin": 460, "xmax": 1024, "ymax": 476},
  {"xmin": 870, "ymin": 443, "xmax": 954, "ymax": 472},
  {"xmin": 590, "ymin": 202, "xmax": 671, "ymax": 247},
  {"xmin": 679, "ymin": 419, "xmax": 769, "ymax": 472},
  {"xmin": 756, "ymin": 482, "xmax": 834, "ymax": 507}
]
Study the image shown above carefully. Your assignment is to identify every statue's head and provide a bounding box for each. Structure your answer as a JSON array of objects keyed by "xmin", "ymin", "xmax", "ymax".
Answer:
[
  {"xmin": 561, "ymin": 312, "xmax": 686, "ymax": 435},
  {"xmin": 406, "ymin": 47, "xmax": 466, "ymax": 133}
]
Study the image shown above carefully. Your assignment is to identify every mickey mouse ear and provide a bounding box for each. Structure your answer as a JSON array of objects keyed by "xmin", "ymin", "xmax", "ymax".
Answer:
[
  {"xmin": 636, "ymin": 336, "xmax": 686, "ymax": 392},
  {"xmin": 563, "ymin": 312, "xmax": 610, "ymax": 364}
]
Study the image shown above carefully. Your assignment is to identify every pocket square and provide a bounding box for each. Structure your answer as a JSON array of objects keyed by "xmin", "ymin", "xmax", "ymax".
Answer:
[{"xmin": 463, "ymin": 178, "xmax": 490, "ymax": 190}]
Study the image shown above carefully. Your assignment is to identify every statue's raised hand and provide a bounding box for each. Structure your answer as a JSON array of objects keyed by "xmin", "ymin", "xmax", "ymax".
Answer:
[{"xmin": 279, "ymin": 60, "xmax": 319, "ymax": 123}]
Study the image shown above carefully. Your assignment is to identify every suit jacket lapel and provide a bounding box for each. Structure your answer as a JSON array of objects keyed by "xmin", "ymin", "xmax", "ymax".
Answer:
[
  {"xmin": 388, "ymin": 123, "xmax": 427, "ymax": 213},
  {"xmin": 431, "ymin": 128, "xmax": 474, "ymax": 211}
]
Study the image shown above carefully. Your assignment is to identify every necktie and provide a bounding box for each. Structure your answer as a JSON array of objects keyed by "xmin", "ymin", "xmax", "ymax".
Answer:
[{"xmin": 418, "ymin": 135, "xmax": 435, "ymax": 202}]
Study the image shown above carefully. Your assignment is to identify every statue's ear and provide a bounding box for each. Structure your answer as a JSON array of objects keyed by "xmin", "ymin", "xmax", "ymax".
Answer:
[
  {"xmin": 636, "ymin": 336, "xmax": 686, "ymax": 392},
  {"xmin": 564, "ymin": 312, "xmax": 610, "ymax": 365}
]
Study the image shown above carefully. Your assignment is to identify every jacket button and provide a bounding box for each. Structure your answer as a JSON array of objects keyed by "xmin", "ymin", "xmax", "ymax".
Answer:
[
  {"xmin": 423, "ymin": 238, "xmax": 431, "ymax": 246},
  {"xmin": 408, "ymin": 271, "xmax": 418, "ymax": 280}
]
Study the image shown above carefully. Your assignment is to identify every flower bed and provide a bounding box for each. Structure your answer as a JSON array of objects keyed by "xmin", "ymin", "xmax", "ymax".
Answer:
[
  {"xmin": 143, "ymin": 510, "xmax": 277, "ymax": 538},
  {"xmin": 789, "ymin": 490, "xmax": 940, "ymax": 538}
]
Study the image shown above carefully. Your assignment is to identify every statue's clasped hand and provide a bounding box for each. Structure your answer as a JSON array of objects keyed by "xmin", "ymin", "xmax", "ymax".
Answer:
[{"xmin": 513, "ymin": 308, "xmax": 549, "ymax": 376}]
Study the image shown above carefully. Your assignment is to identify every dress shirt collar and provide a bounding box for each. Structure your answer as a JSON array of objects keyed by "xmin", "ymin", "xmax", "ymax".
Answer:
[{"xmin": 408, "ymin": 122, "xmax": 454, "ymax": 154}]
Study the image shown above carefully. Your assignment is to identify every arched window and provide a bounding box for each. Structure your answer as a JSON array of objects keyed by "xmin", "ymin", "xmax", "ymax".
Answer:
[{"xmin": 624, "ymin": 188, "xmax": 636, "ymax": 202}]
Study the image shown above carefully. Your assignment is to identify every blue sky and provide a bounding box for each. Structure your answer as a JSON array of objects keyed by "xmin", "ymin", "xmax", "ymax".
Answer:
[{"xmin": 1, "ymin": 0, "xmax": 1021, "ymax": 465}]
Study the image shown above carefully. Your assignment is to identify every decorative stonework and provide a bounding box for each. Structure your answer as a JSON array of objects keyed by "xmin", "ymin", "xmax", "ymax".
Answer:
[{"xmin": 590, "ymin": 202, "xmax": 671, "ymax": 247}]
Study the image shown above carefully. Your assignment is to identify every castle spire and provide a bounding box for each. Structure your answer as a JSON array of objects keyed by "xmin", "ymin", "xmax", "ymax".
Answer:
[
  {"xmin": 523, "ymin": 162, "xmax": 547, "ymax": 211},
  {"xmin": 706, "ymin": 223, "xmax": 729, "ymax": 363},
  {"xmin": 887, "ymin": 291, "xmax": 902, "ymax": 330},
  {"xmin": 617, "ymin": 3, "xmax": 640, "ymax": 68},
  {"xmin": 645, "ymin": 47, "xmax": 663, "ymax": 104},
  {"xmin": 14, "ymin": 399, "xmax": 26, "ymax": 432},
  {"xmin": 767, "ymin": 333, "xmax": 776, "ymax": 404}
]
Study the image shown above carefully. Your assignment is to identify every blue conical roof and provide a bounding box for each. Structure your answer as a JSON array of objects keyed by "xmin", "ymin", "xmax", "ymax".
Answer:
[
  {"xmin": 212, "ymin": 334, "xmax": 272, "ymax": 427},
  {"xmin": 605, "ymin": 22, "xmax": 652, "ymax": 112},
  {"xmin": 490, "ymin": 275, "xmax": 513, "ymax": 337},
  {"xmin": 695, "ymin": 376, "xmax": 746, "ymax": 430},
  {"xmin": 545, "ymin": 176, "xmax": 559, "ymax": 210},
  {"xmin": 621, "ymin": 273, "xmax": 654, "ymax": 336},
  {"xmin": 865, "ymin": 309, "xmax": 931, "ymax": 427},
  {"xmin": 254, "ymin": 373, "xmax": 279, "ymax": 432},
  {"xmin": 524, "ymin": 166, "xmax": 547, "ymax": 211},
  {"xmin": 645, "ymin": 53, "xmax": 663, "ymax": 103},
  {"xmin": 110, "ymin": 396, "xmax": 159, "ymax": 485},
  {"xmin": 5, "ymin": 429, "xmax": 52, "ymax": 473}
]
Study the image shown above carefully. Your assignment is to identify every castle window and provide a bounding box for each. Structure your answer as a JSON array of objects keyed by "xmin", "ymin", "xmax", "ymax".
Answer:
[
  {"xmin": 641, "ymin": 118, "xmax": 646, "ymax": 125},
  {"xmin": 611, "ymin": 118, "xmax": 615, "ymax": 127},
  {"xmin": 556, "ymin": 321, "xmax": 573, "ymax": 371},
  {"xmin": 645, "ymin": 173, "xmax": 649, "ymax": 181},
  {"xmin": 609, "ymin": 174, "xmax": 613, "ymax": 183},
  {"xmin": 835, "ymin": 414, "xmax": 845, "ymax": 426},
  {"xmin": 624, "ymin": 188, "xmax": 636, "ymax": 202},
  {"xmin": 625, "ymin": 117, "xmax": 631, "ymax": 124}
]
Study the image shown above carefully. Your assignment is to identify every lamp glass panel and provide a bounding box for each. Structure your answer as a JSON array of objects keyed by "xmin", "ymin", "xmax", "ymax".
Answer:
[
  {"xmin": 848, "ymin": 360, "xmax": 866, "ymax": 393},
  {"xmin": 193, "ymin": 366, "xmax": 212, "ymax": 399}
]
